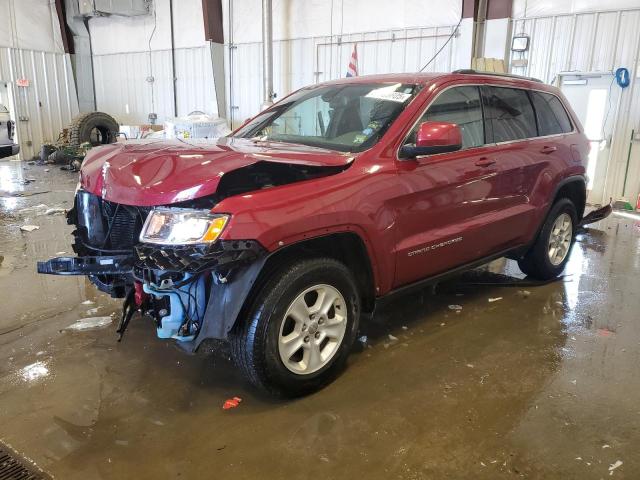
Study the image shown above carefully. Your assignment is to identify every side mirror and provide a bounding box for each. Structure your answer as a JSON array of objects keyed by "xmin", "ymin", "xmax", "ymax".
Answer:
[{"xmin": 400, "ymin": 121, "xmax": 462, "ymax": 159}]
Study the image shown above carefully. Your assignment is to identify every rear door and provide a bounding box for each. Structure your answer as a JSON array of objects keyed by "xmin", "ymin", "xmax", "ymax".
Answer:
[
  {"xmin": 392, "ymin": 85, "xmax": 506, "ymax": 287},
  {"xmin": 478, "ymin": 85, "xmax": 545, "ymax": 246}
]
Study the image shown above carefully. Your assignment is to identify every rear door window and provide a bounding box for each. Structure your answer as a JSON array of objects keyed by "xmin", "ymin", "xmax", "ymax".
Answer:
[
  {"xmin": 481, "ymin": 86, "xmax": 537, "ymax": 143},
  {"xmin": 529, "ymin": 91, "xmax": 573, "ymax": 136},
  {"xmin": 408, "ymin": 86, "xmax": 484, "ymax": 149}
]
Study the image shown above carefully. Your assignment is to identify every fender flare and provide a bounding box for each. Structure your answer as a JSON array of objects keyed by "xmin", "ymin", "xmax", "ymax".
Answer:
[
  {"xmin": 515, "ymin": 174, "xmax": 587, "ymax": 258},
  {"xmin": 550, "ymin": 175, "xmax": 587, "ymax": 219},
  {"xmin": 189, "ymin": 230, "xmax": 377, "ymax": 350}
]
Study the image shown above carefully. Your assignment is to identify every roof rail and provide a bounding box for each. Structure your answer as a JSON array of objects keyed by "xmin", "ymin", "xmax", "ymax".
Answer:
[{"xmin": 452, "ymin": 69, "xmax": 544, "ymax": 84}]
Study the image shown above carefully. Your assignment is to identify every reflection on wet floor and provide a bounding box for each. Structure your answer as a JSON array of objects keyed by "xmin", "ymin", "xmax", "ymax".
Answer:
[{"xmin": 0, "ymin": 160, "xmax": 638, "ymax": 479}]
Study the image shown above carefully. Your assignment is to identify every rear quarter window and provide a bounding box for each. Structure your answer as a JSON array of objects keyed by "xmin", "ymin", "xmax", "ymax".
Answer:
[
  {"xmin": 481, "ymin": 86, "xmax": 537, "ymax": 143},
  {"xmin": 529, "ymin": 91, "xmax": 573, "ymax": 136}
]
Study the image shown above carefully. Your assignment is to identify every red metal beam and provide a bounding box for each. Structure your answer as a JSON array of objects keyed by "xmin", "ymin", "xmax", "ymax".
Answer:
[
  {"xmin": 202, "ymin": 0, "xmax": 224, "ymax": 44},
  {"xmin": 487, "ymin": 0, "xmax": 512, "ymax": 20},
  {"xmin": 54, "ymin": 0, "xmax": 74, "ymax": 54},
  {"xmin": 462, "ymin": 0, "xmax": 477, "ymax": 19}
]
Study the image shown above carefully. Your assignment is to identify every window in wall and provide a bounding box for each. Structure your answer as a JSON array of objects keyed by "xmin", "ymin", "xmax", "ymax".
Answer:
[
  {"xmin": 481, "ymin": 86, "xmax": 537, "ymax": 142},
  {"xmin": 408, "ymin": 86, "xmax": 484, "ymax": 149}
]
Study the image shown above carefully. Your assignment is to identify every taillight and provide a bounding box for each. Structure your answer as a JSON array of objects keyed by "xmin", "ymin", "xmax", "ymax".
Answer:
[{"xmin": 7, "ymin": 120, "xmax": 14, "ymax": 141}]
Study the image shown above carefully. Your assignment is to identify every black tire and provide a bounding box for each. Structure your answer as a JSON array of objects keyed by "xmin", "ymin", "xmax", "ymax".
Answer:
[
  {"xmin": 68, "ymin": 112, "xmax": 119, "ymax": 146},
  {"xmin": 230, "ymin": 258, "xmax": 360, "ymax": 397},
  {"xmin": 518, "ymin": 198, "xmax": 578, "ymax": 280}
]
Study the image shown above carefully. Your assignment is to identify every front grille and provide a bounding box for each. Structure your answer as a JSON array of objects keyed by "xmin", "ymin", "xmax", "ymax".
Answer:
[
  {"xmin": 101, "ymin": 200, "xmax": 149, "ymax": 250},
  {"xmin": 0, "ymin": 444, "xmax": 49, "ymax": 479}
]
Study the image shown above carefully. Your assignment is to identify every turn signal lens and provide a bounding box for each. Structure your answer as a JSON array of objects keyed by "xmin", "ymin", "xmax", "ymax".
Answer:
[{"xmin": 202, "ymin": 216, "xmax": 229, "ymax": 242}]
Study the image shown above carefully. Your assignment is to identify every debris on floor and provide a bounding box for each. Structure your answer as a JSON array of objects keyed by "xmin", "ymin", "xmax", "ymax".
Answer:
[
  {"xmin": 580, "ymin": 203, "xmax": 612, "ymax": 226},
  {"xmin": 448, "ymin": 304, "xmax": 462, "ymax": 312},
  {"xmin": 608, "ymin": 460, "xmax": 622, "ymax": 474},
  {"xmin": 488, "ymin": 297, "xmax": 503, "ymax": 302},
  {"xmin": 0, "ymin": 190, "xmax": 50, "ymax": 198},
  {"xmin": 518, "ymin": 290, "xmax": 531, "ymax": 298},
  {"xmin": 19, "ymin": 225, "xmax": 39, "ymax": 232},
  {"xmin": 222, "ymin": 397, "xmax": 243, "ymax": 410},
  {"xmin": 18, "ymin": 203, "xmax": 48, "ymax": 214},
  {"xmin": 18, "ymin": 204, "xmax": 66, "ymax": 216},
  {"xmin": 597, "ymin": 328, "xmax": 615, "ymax": 337},
  {"xmin": 44, "ymin": 207, "xmax": 66, "ymax": 216},
  {"xmin": 65, "ymin": 316, "xmax": 113, "ymax": 331},
  {"xmin": 388, "ymin": 334, "xmax": 398, "ymax": 341}
]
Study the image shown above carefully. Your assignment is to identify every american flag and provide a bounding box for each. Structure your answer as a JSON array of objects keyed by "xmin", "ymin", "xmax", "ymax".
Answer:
[{"xmin": 346, "ymin": 43, "xmax": 358, "ymax": 77}]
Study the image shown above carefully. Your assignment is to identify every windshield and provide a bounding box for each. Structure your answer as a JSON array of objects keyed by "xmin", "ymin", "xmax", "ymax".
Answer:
[{"xmin": 233, "ymin": 83, "xmax": 419, "ymax": 152}]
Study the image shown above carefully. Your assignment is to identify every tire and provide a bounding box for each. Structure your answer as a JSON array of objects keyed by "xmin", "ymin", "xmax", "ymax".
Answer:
[
  {"xmin": 230, "ymin": 258, "xmax": 360, "ymax": 397},
  {"xmin": 68, "ymin": 112, "xmax": 119, "ymax": 146},
  {"xmin": 518, "ymin": 198, "xmax": 577, "ymax": 280}
]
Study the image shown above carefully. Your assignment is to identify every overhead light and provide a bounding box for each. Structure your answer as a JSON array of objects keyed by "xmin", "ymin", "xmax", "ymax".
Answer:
[{"xmin": 511, "ymin": 35, "xmax": 530, "ymax": 52}]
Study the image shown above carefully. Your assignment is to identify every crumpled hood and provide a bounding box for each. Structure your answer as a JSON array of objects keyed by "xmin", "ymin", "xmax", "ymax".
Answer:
[{"xmin": 80, "ymin": 137, "xmax": 353, "ymax": 206}]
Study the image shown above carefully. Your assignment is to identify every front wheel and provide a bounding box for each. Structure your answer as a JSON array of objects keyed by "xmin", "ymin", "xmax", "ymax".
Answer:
[
  {"xmin": 518, "ymin": 198, "xmax": 577, "ymax": 280},
  {"xmin": 230, "ymin": 258, "xmax": 360, "ymax": 397}
]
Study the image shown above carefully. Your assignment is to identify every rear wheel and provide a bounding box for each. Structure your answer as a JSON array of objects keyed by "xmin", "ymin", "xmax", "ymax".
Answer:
[
  {"xmin": 230, "ymin": 258, "xmax": 360, "ymax": 397},
  {"xmin": 518, "ymin": 198, "xmax": 577, "ymax": 280}
]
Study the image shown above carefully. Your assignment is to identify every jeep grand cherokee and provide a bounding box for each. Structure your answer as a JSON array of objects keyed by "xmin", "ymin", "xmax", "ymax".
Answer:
[{"xmin": 39, "ymin": 71, "xmax": 589, "ymax": 396}]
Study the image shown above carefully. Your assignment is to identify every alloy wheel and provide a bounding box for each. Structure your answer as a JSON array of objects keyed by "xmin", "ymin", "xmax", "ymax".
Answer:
[
  {"xmin": 548, "ymin": 213, "xmax": 572, "ymax": 266},
  {"xmin": 278, "ymin": 284, "xmax": 347, "ymax": 375}
]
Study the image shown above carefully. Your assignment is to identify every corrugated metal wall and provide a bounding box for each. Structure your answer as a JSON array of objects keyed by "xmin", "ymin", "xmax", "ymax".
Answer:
[
  {"xmin": 509, "ymin": 8, "xmax": 640, "ymax": 205},
  {"xmin": 0, "ymin": 47, "xmax": 79, "ymax": 160},
  {"xmin": 93, "ymin": 45, "xmax": 218, "ymax": 125},
  {"xmin": 510, "ymin": 9, "xmax": 640, "ymax": 83},
  {"xmin": 226, "ymin": 24, "xmax": 462, "ymax": 127}
]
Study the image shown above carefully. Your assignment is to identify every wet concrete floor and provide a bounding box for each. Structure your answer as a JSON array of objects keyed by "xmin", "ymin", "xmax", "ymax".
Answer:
[{"xmin": 0, "ymin": 159, "xmax": 639, "ymax": 479}]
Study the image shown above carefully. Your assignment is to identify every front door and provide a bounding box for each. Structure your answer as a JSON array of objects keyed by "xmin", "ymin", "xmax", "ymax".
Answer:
[{"xmin": 392, "ymin": 85, "xmax": 504, "ymax": 287}]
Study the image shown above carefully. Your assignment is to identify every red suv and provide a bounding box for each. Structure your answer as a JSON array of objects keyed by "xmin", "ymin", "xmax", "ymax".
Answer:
[{"xmin": 39, "ymin": 70, "xmax": 588, "ymax": 396}]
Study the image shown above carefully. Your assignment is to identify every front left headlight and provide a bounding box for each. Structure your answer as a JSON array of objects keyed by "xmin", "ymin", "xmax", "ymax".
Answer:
[{"xmin": 140, "ymin": 208, "xmax": 229, "ymax": 245}]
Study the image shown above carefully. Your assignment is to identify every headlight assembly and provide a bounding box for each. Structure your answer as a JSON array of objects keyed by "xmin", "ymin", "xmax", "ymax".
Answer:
[{"xmin": 139, "ymin": 208, "xmax": 229, "ymax": 245}]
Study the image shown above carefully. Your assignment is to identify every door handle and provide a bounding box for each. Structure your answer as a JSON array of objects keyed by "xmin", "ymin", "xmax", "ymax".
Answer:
[
  {"xmin": 475, "ymin": 157, "xmax": 496, "ymax": 167},
  {"xmin": 540, "ymin": 145, "xmax": 557, "ymax": 154}
]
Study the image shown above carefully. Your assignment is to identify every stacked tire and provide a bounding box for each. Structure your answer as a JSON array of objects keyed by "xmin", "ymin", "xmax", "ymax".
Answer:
[{"xmin": 67, "ymin": 112, "xmax": 119, "ymax": 146}]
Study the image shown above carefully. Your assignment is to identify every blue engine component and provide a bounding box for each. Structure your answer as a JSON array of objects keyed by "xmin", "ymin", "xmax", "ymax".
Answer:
[{"xmin": 143, "ymin": 274, "xmax": 207, "ymax": 342}]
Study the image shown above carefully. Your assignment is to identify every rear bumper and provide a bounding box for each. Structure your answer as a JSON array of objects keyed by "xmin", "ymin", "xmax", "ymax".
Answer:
[{"xmin": 0, "ymin": 143, "xmax": 19, "ymax": 158}]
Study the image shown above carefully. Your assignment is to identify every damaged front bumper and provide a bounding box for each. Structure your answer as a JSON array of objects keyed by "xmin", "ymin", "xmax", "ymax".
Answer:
[
  {"xmin": 37, "ymin": 191, "xmax": 267, "ymax": 351},
  {"xmin": 38, "ymin": 241, "xmax": 267, "ymax": 350},
  {"xmin": 37, "ymin": 255, "xmax": 134, "ymax": 276}
]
